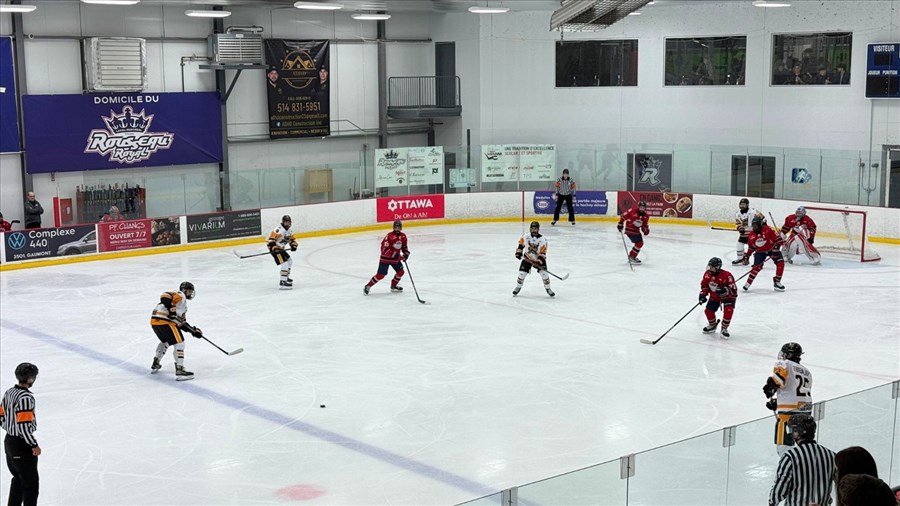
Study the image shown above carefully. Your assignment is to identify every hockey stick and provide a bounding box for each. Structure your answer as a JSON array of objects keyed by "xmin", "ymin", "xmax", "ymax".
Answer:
[
  {"xmin": 707, "ymin": 219, "xmax": 736, "ymax": 231},
  {"xmin": 524, "ymin": 256, "xmax": 569, "ymax": 280},
  {"xmin": 640, "ymin": 302, "xmax": 702, "ymax": 345},
  {"xmin": 619, "ymin": 232, "xmax": 634, "ymax": 272},
  {"xmin": 201, "ymin": 335, "xmax": 244, "ymax": 356},
  {"xmin": 402, "ymin": 260, "xmax": 429, "ymax": 305},
  {"xmin": 233, "ymin": 249, "xmax": 269, "ymax": 259}
]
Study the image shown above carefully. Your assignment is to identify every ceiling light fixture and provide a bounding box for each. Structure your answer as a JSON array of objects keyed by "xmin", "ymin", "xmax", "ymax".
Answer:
[
  {"xmin": 352, "ymin": 12, "xmax": 391, "ymax": 20},
  {"xmin": 647, "ymin": 0, "xmax": 655, "ymax": 4},
  {"xmin": 0, "ymin": 4, "xmax": 37, "ymax": 12},
  {"xmin": 628, "ymin": 11, "xmax": 641, "ymax": 15},
  {"xmin": 752, "ymin": 0, "xmax": 791, "ymax": 7},
  {"xmin": 185, "ymin": 9, "xmax": 231, "ymax": 18},
  {"xmin": 81, "ymin": 0, "xmax": 141, "ymax": 5},
  {"xmin": 468, "ymin": 6, "xmax": 510, "ymax": 14},
  {"xmin": 294, "ymin": 1, "xmax": 343, "ymax": 10}
]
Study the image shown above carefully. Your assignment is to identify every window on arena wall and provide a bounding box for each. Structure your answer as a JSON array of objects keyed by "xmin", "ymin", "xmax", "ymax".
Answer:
[
  {"xmin": 771, "ymin": 32, "xmax": 852, "ymax": 86},
  {"xmin": 555, "ymin": 40, "xmax": 638, "ymax": 87},
  {"xmin": 664, "ymin": 36, "xmax": 746, "ymax": 86}
]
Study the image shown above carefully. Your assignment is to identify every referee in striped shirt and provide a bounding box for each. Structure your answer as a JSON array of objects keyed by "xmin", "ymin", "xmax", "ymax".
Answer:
[
  {"xmin": 769, "ymin": 413, "xmax": 835, "ymax": 506},
  {"xmin": 552, "ymin": 168, "xmax": 577, "ymax": 225},
  {"xmin": 1, "ymin": 362, "xmax": 40, "ymax": 506}
]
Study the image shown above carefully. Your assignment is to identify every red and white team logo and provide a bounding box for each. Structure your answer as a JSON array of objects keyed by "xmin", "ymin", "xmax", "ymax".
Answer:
[{"xmin": 376, "ymin": 194, "xmax": 445, "ymax": 222}]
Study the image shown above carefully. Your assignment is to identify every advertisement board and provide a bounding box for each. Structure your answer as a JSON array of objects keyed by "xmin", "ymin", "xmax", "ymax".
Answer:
[
  {"xmin": 533, "ymin": 191, "xmax": 609, "ymax": 215},
  {"xmin": 98, "ymin": 219, "xmax": 152, "ymax": 251},
  {"xmin": 186, "ymin": 210, "xmax": 262, "ymax": 243},
  {"xmin": 264, "ymin": 39, "xmax": 330, "ymax": 138},
  {"xmin": 4, "ymin": 225, "xmax": 97, "ymax": 261},
  {"xmin": 407, "ymin": 146, "xmax": 444, "ymax": 186},
  {"xmin": 481, "ymin": 144, "xmax": 555, "ymax": 182},
  {"xmin": 616, "ymin": 191, "xmax": 694, "ymax": 218},
  {"xmin": 374, "ymin": 148, "xmax": 409, "ymax": 188},
  {"xmin": 375, "ymin": 195, "xmax": 445, "ymax": 223}
]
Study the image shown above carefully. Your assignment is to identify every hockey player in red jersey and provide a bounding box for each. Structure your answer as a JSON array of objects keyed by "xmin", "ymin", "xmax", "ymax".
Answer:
[
  {"xmin": 780, "ymin": 206, "xmax": 819, "ymax": 264},
  {"xmin": 617, "ymin": 200, "xmax": 650, "ymax": 264},
  {"xmin": 741, "ymin": 216, "xmax": 786, "ymax": 291},
  {"xmin": 364, "ymin": 220, "xmax": 410, "ymax": 295},
  {"xmin": 698, "ymin": 257, "xmax": 738, "ymax": 339}
]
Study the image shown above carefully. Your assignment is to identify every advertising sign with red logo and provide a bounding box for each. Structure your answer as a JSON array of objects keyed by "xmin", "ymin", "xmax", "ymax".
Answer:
[
  {"xmin": 617, "ymin": 191, "xmax": 694, "ymax": 218},
  {"xmin": 376, "ymin": 194, "xmax": 445, "ymax": 223},
  {"xmin": 98, "ymin": 219, "xmax": 152, "ymax": 251}
]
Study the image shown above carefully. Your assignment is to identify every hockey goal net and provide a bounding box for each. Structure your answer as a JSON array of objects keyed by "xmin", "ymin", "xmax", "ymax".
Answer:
[{"xmin": 802, "ymin": 206, "xmax": 881, "ymax": 262}]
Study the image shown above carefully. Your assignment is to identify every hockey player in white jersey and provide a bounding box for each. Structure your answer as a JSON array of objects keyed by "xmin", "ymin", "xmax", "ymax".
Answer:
[
  {"xmin": 267, "ymin": 215, "xmax": 298, "ymax": 289},
  {"xmin": 513, "ymin": 221, "xmax": 554, "ymax": 297},
  {"xmin": 763, "ymin": 342, "xmax": 813, "ymax": 455},
  {"xmin": 732, "ymin": 198, "xmax": 758, "ymax": 265}
]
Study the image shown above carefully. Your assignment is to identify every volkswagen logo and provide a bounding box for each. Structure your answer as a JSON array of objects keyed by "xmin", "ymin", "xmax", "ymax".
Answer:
[{"xmin": 7, "ymin": 232, "xmax": 26, "ymax": 250}]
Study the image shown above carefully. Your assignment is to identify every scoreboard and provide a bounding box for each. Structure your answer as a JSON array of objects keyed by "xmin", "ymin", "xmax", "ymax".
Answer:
[{"xmin": 866, "ymin": 43, "xmax": 900, "ymax": 98}]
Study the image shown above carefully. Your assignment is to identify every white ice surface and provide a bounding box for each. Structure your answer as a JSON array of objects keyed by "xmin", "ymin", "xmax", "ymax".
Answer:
[{"xmin": 0, "ymin": 222, "xmax": 898, "ymax": 505}]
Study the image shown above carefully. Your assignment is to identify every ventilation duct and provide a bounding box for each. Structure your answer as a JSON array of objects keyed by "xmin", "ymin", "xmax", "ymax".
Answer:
[
  {"xmin": 550, "ymin": 0, "xmax": 652, "ymax": 32},
  {"xmin": 84, "ymin": 37, "xmax": 147, "ymax": 92}
]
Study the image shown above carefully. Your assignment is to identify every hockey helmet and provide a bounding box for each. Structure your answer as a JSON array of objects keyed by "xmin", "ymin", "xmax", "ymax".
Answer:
[
  {"xmin": 179, "ymin": 281, "xmax": 196, "ymax": 300},
  {"xmin": 780, "ymin": 342, "xmax": 803, "ymax": 361},
  {"xmin": 795, "ymin": 206, "xmax": 807, "ymax": 218},
  {"xmin": 393, "ymin": 220, "xmax": 402, "ymax": 231},
  {"xmin": 739, "ymin": 198, "xmax": 750, "ymax": 211},
  {"xmin": 282, "ymin": 215, "xmax": 292, "ymax": 224},
  {"xmin": 15, "ymin": 362, "xmax": 39, "ymax": 383},
  {"xmin": 707, "ymin": 257, "xmax": 723, "ymax": 271},
  {"xmin": 638, "ymin": 200, "xmax": 647, "ymax": 209},
  {"xmin": 751, "ymin": 216, "xmax": 764, "ymax": 232},
  {"xmin": 788, "ymin": 413, "xmax": 817, "ymax": 441}
]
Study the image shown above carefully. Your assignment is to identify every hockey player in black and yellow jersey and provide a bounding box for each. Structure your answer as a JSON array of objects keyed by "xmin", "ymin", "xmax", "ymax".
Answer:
[
  {"xmin": 150, "ymin": 281, "xmax": 203, "ymax": 381},
  {"xmin": 268, "ymin": 215, "xmax": 298, "ymax": 290}
]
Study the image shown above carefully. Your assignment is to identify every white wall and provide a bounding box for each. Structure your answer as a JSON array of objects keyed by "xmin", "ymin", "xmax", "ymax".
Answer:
[{"xmin": 443, "ymin": 1, "xmax": 900, "ymax": 151}]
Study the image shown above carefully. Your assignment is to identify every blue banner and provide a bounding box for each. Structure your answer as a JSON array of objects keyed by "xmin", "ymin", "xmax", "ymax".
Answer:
[
  {"xmin": 22, "ymin": 92, "xmax": 223, "ymax": 173},
  {"xmin": 0, "ymin": 37, "xmax": 19, "ymax": 153},
  {"xmin": 534, "ymin": 190, "xmax": 608, "ymax": 215}
]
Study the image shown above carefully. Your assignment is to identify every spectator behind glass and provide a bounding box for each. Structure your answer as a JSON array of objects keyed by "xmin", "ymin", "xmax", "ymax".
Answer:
[
  {"xmin": 101, "ymin": 206, "xmax": 124, "ymax": 222},
  {"xmin": 0, "ymin": 212, "xmax": 12, "ymax": 231},
  {"xmin": 836, "ymin": 474, "xmax": 896, "ymax": 506},
  {"xmin": 813, "ymin": 65, "xmax": 831, "ymax": 84},
  {"xmin": 785, "ymin": 64, "xmax": 807, "ymax": 85},
  {"xmin": 831, "ymin": 63, "xmax": 849, "ymax": 85},
  {"xmin": 23, "ymin": 191, "xmax": 43, "ymax": 229}
]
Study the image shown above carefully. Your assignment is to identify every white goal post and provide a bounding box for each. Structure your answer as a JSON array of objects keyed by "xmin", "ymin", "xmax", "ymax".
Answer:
[{"xmin": 802, "ymin": 206, "xmax": 881, "ymax": 262}]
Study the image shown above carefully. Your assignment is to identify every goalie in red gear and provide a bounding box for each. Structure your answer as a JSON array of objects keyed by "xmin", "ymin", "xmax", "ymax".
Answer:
[
  {"xmin": 364, "ymin": 220, "xmax": 410, "ymax": 295},
  {"xmin": 698, "ymin": 257, "xmax": 738, "ymax": 339},
  {"xmin": 617, "ymin": 200, "xmax": 650, "ymax": 264},
  {"xmin": 780, "ymin": 206, "xmax": 819, "ymax": 264},
  {"xmin": 742, "ymin": 217, "xmax": 786, "ymax": 291}
]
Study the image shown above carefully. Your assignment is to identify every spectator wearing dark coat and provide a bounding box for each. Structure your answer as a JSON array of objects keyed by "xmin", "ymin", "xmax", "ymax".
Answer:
[{"xmin": 23, "ymin": 192, "xmax": 44, "ymax": 229}]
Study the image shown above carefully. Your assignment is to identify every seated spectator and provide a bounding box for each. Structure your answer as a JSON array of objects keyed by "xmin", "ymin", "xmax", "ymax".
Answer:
[
  {"xmin": 813, "ymin": 65, "xmax": 831, "ymax": 84},
  {"xmin": 836, "ymin": 473, "xmax": 895, "ymax": 506},
  {"xmin": 785, "ymin": 64, "xmax": 807, "ymax": 85},
  {"xmin": 0, "ymin": 212, "xmax": 12, "ymax": 231},
  {"xmin": 833, "ymin": 446, "xmax": 880, "ymax": 503}
]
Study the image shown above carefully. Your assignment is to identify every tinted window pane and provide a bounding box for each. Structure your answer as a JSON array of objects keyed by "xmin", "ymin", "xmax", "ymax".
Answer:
[
  {"xmin": 665, "ymin": 36, "xmax": 746, "ymax": 86},
  {"xmin": 772, "ymin": 32, "xmax": 852, "ymax": 85},
  {"xmin": 555, "ymin": 40, "xmax": 638, "ymax": 87}
]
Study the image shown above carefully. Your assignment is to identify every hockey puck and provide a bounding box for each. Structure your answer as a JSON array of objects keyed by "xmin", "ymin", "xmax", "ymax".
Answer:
[{"xmin": 320, "ymin": 404, "xmax": 325, "ymax": 408}]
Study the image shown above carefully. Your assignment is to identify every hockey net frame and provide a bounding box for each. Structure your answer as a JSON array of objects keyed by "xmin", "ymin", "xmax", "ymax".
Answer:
[{"xmin": 803, "ymin": 206, "xmax": 881, "ymax": 262}]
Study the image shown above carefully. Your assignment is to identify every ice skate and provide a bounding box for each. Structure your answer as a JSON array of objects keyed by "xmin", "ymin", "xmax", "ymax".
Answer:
[
  {"xmin": 175, "ymin": 365, "xmax": 194, "ymax": 381},
  {"xmin": 570, "ymin": 222, "xmax": 575, "ymax": 226},
  {"xmin": 150, "ymin": 357, "xmax": 161, "ymax": 374},
  {"xmin": 731, "ymin": 258, "xmax": 744, "ymax": 266},
  {"xmin": 773, "ymin": 281, "xmax": 785, "ymax": 292},
  {"xmin": 702, "ymin": 319, "xmax": 720, "ymax": 334},
  {"xmin": 279, "ymin": 280, "xmax": 292, "ymax": 290},
  {"xmin": 512, "ymin": 285, "xmax": 522, "ymax": 296},
  {"xmin": 391, "ymin": 285, "xmax": 403, "ymax": 292},
  {"xmin": 628, "ymin": 257, "xmax": 642, "ymax": 264},
  {"xmin": 545, "ymin": 287, "xmax": 555, "ymax": 297},
  {"xmin": 363, "ymin": 284, "xmax": 370, "ymax": 295},
  {"xmin": 742, "ymin": 283, "xmax": 750, "ymax": 292},
  {"xmin": 720, "ymin": 327, "xmax": 730, "ymax": 340},
  {"xmin": 550, "ymin": 221, "xmax": 556, "ymax": 226}
]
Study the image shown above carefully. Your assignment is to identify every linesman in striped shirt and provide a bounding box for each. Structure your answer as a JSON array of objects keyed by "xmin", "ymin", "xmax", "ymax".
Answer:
[
  {"xmin": 551, "ymin": 168, "xmax": 577, "ymax": 226},
  {"xmin": 769, "ymin": 413, "xmax": 835, "ymax": 506},
  {"xmin": 1, "ymin": 362, "xmax": 40, "ymax": 506}
]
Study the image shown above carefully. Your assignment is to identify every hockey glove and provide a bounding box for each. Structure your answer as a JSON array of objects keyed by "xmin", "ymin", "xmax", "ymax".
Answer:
[
  {"xmin": 641, "ymin": 227, "xmax": 649, "ymax": 235},
  {"xmin": 763, "ymin": 379, "xmax": 778, "ymax": 399},
  {"xmin": 699, "ymin": 293, "xmax": 707, "ymax": 304},
  {"xmin": 515, "ymin": 250, "xmax": 523, "ymax": 260},
  {"xmin": 808, "ymin": 237, "xmax": 814, "ymax": 245},
  {"xmin": 617, "ymin": 224, "xmax": 624, "ymax": 233},
  {"xmin": 741, "ymin": 255, "xmax": 750, "ymax": 266},
  {"xmin": 190, "ymin": 327, "xmax": 203, "ymax": 338},
  {"xmin": 765, "ymin": 398, "xmax": 777, "ymax": 411},
  {"xmin": 403, "ymin": 250, "xmax": 410, "ymax": 259},
  {"xmin": 290, "ymin": 240, "xmax": 298, "ymax": 252},
  {"xmin": 715, "ymin": 287, "xmax": 728, "ymax": 297}
]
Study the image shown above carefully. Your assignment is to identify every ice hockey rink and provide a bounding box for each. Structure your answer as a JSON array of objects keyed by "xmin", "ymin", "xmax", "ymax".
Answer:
[{"xmin": 0, "ymin": 221, "xmax": 898, "ymax": 506}]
